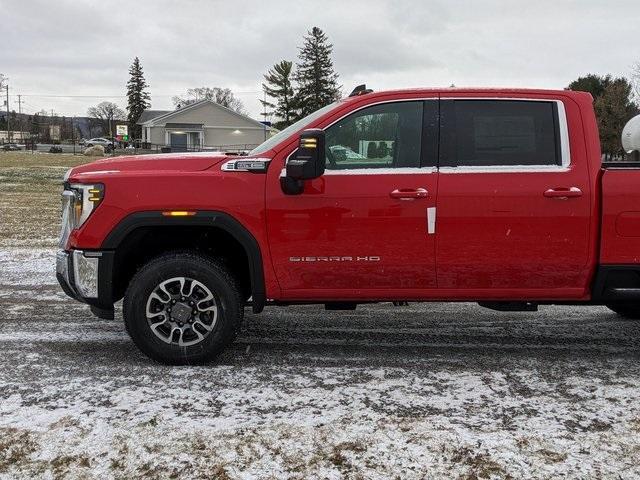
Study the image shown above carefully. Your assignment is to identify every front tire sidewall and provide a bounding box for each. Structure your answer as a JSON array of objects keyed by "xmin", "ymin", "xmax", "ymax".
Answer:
[{"xmin": 124, "ymin": 255, "xmax": 241, "ymax": 365}]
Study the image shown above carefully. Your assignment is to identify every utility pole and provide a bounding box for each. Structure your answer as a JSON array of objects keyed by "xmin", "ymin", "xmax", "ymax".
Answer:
[
  {"xmin": 6, "ymin": 85, "xmax": 10, "ymax": 143},
  {"xmin": 72, "ymin": 116, "xmax": 76, "ymax": 155},
  {"xmin": 17, "ymin": 94, "xmax": 22, "ymax": 141}
]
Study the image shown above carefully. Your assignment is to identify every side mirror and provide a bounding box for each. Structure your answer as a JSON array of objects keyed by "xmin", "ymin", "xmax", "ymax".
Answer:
[{"xmin": 281, "ymin": 129, "xmax": 326, "ymax": 195}]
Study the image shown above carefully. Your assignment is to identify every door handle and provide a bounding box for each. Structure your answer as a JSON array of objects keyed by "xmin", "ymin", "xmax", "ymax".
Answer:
[
  {"xmin": 543, "ymin": 187, "xmax": 582, "ymax": 199},
  {"xmin": 390, "ymin": 188, "xmax": 429, "ymax": 200}
]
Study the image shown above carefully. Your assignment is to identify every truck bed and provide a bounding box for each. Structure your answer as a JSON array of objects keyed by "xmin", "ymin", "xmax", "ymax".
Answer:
[
  {"xmin": 600, "ymin": 162, "xmax": 640, "ymax": 264},
  {"xmin": 595, "ymin": 163, "xmax": 640, "ymax": 301}
]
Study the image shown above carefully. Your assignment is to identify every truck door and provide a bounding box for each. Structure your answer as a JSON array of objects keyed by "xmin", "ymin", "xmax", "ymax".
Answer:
[
  {"xmin": 266, "ymin": 99, "xmax": 439, "ymax": 298},
  {"xmin": 436, "ymin": 98, "xmax": 592, "ymax": 297}
]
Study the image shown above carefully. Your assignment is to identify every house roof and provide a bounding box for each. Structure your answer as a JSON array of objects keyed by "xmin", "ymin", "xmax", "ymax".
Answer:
[
  {"xmin": 164, "ymin": 122, "xmax": 204, "ymax": 129},
  {"xmin": 140, "ymin": 99, "xmax": 274, "ymax": 131},
  {"xmin": 136, "ymin": 109, "xmax": 171, "ymax": 125}
]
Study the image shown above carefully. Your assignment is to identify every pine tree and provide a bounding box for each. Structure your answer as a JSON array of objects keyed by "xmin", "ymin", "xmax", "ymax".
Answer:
[
  {"xmin": 126, "ymin": 57, "xmax": 151, "ymax": 139},
  {"xmin": 261, "ymin": 60, "xmax": 296, "ymax": 129},
  {"xmin": 594, "ymin": 78, "xmax": 639, "ymax": 159},
  {"xmin": 295, "ymin": 27, "xmax": 341, "ymax": 117}
]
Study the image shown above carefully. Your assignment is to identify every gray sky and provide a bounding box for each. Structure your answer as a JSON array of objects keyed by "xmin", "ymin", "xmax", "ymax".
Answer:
[{"xmin": 2, "ymin": 0, "xmax": 639, "ymax": 120}]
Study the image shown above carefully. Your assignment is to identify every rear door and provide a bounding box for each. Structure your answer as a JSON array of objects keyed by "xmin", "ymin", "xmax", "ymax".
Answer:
[
  {"xmin": 266, "ymin": 99, "xmax": 440, "ymax": 297},
  {"xmin": 436, "ymin": 97, "xmax": 592, "ymax": 297}
]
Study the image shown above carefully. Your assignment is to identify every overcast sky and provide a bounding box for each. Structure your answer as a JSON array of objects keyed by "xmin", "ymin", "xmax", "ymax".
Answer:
[{"xmin": 2, "ymin": 0, "xmax": 639, "ymax": 120}]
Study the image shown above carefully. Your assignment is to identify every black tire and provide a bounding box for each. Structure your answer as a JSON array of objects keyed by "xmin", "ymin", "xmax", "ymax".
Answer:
[
  {"xmin": 123, "ymin": 252, "xmax": 243, "ymax": 365},
  {"xmin": 606, "ymin": 302, "xmax": 640, "ymax": 319}
]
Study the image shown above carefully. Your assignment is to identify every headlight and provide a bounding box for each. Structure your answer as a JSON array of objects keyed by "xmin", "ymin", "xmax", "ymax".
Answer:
[{"xmin": 59, "ymin": 183, "xmax": 104, "ymax": 249}]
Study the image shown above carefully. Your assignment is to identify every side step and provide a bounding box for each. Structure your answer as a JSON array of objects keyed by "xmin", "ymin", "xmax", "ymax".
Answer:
[
  {"xmin": 603, "ymin": 288, "xmax": 640, "ymax": 300},
  {"xmin": 325, "ymin": 302, "xmax": 357, "ymax": 311},
  {"xmin": 478, "ymin": 301, "xmax": 538, "ymax": 312}
]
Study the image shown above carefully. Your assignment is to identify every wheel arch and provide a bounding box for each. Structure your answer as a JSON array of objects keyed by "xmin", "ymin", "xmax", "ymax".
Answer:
[{"xmin": 102, "ymin": 211, "xmax": 266, "ymax": 313}]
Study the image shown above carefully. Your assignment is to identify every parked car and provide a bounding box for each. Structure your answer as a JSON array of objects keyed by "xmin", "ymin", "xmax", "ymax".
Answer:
[
  {"xmin": 85, "ymin": 138, "xmax": 113, "ymax": 152},
  {"xmin": 86, "ymin": 138, "xmax": 114, "ymax": 148},
  {"xmin": 2, "ymin": 143, "xmax": 22, "ymax": 151},
  {"xmin": 329, "ymin": 145, "xmax": 366, "ymax": 162},
  {"xmin": 57, "ymin": 86, "xmax": 640, "ymax": 365},
  {"xmin": 78, "ymin": 138, "xmax": 87, "ymax": 146}
]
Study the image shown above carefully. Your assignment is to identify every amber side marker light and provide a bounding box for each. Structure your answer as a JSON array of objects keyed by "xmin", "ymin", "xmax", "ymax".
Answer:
[
  {"xmin": 161, "ymin": 211, "xmax": 197, "ymax": 217},
  {"xmin": 88, "ymin": 188, "xmax": 102, "ymax": 202}
]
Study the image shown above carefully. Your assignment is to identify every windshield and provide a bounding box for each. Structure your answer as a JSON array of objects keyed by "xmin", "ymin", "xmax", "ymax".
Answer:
[{"xmin": 249, "ymin": 101, "xmax": 342, "ymax": 156}]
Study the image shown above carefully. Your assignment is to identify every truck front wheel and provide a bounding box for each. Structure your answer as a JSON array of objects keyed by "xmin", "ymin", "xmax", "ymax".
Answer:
[
  {"xmin": 123, "ymin": 253, "xmax": 243, "ymax": 365},
  {"xmin": 606, "ymin": 302, "xmax": 640, "ymax": 320}
]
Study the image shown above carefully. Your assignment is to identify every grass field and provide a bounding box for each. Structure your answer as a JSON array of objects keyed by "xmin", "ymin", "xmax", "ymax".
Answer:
[
  {"xmin": 3, "ymin": 151, "xmax": 640, "ymax": 478},
  {"xmin": 0, "ymin": 152, "xmax": 88, "ymax": 248}
]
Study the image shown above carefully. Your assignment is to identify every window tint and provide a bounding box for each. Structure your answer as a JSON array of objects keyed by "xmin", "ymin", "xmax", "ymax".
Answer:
[
  {"xmin": 442, "ymin": 100, "xmax": 561, "ymax": 167},
  {"xmin": 324, "ymin": 101, "xmax": 423, "ymax": 170}
]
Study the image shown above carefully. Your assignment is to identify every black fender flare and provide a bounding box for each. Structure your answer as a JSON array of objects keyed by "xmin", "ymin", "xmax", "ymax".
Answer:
[{"xmin": 102, "ymin": 211, "xmax": 265, "ymax": 313}]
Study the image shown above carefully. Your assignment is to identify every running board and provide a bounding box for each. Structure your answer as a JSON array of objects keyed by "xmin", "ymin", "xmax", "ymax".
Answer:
[
  {"xmin": 478, "ymin": 301, "xmax": 538, "ymax": 312},
  {"xmin": 603, "ymin": 288, "xmax": 640, "ymax": 300}
]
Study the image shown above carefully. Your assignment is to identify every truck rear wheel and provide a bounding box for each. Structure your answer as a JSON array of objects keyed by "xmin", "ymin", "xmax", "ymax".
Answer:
[
  {"xmin": 606, "ymin": 302, "xmax": 640, "ymax": 320},
  {"xmin": 123, "ymin": 252, "xmax": 243, "ymax": 365}
]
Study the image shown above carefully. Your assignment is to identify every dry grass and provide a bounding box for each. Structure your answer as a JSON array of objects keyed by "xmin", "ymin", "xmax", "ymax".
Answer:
[{"xmin": 0, "ymin": 151, "xmax": 87, "ymax": 248}]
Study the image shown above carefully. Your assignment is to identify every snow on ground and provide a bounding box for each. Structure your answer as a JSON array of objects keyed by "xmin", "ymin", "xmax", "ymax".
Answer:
[{"xmin": 1, "ymin": 248, "xmax": 640, "ymax": 478}]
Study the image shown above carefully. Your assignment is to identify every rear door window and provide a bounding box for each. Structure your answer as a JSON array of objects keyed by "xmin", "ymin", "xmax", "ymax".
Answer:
[{"xmin": 441, "ymin": 100, "xmax": 562, "ymax": 167}]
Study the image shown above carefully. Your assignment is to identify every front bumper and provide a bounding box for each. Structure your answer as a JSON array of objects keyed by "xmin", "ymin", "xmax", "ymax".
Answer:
[{"xmin": 56, "ymin": 249, "xmax": 115, "ymax": 311}]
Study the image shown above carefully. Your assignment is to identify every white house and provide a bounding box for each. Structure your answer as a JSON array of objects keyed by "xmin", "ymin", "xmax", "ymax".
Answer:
[{"xmin": 138, "ymin": 100, "xmax": 274, "ymax": 152}]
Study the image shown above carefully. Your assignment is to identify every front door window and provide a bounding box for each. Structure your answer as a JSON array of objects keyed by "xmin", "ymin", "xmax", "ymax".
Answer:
[{"xmin": 324, "ymin": 101, "xmax": 424, "ymax": 171}]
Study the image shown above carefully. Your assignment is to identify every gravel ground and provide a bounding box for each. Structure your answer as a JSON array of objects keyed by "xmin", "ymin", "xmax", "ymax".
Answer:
[
  {"xmin": 1, "ymin": 247, "xmax": 640, "ymax": 479},
  {"xmin": 2, "ymin": 153, "xmax": 640, "ymax": 478}
]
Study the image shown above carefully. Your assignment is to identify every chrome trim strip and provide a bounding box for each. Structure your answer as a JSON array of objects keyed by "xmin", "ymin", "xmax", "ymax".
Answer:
[
  {"xmin": 283, "ymin": 96, "xmax": 572, "ymax": 176},
  {"xmin": 439, "ymin": 165, "xmax": 570, "ymax": 174},
  {"xmin": 324, "ymin": 167, "xmax": 437, "ymax": 176}
]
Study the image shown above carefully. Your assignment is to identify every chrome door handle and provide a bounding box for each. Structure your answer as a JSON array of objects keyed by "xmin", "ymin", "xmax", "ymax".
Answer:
[
  {"xmin": 543, "ymin": 187, "xmax": 582, "ymax": 199},
  {"xmin": 390, "ymin": 188, "xmax": 429, "ymax": 200}
]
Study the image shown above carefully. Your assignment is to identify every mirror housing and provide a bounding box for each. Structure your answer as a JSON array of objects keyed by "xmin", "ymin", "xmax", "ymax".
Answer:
[{"xmin": 281, "ymin": 129, "xmax": 326, "ymax": 194}]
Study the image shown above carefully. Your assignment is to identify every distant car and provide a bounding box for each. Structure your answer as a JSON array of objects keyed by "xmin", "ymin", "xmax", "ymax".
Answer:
[
  {"xmin": 86, "ymin": 138, "xmax": 114, "ymax": 152},
  {"xmin": 86, "ymin": 138, "xmax": 114, "ymax": 147},
  {"xmin": 329, "ymin": 145, "xmax": 366, "ymax": 161},
  {"xmin": 78, "ymin": 138, "xmax": 87, "ymax": 146},
  {"xmin": 2, "ymin": 143, "xmax": 21, "ymax": 151}
]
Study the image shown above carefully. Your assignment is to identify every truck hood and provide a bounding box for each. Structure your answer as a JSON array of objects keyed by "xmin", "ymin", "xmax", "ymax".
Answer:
[{"xmin": 70, "ymin": 152, "xmax": 229, "ymax": 177}]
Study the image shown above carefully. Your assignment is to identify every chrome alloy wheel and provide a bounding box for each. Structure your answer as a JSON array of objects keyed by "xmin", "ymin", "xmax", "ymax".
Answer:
[{"xmin": 145, "ymin": 277, "xmax": 218, "ymax": 346}]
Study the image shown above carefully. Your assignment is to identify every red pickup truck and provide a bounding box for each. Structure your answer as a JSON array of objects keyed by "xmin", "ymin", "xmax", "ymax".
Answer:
[{"xmin": 57, "ymin": 86, "xmax": 640, "ymax": 364}]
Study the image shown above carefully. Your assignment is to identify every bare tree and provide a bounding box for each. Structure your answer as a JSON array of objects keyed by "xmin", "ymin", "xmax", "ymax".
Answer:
[
  {"xmin": 172, "ymin": 87, "xmax": 246, "ymax": 114},
  {"xmin": 87, "ymin": 101, "xmax": 126, "ymax": 137},
  {"xmin": 632, "ymin": 62, "xmax": 640, "ymax": 102}
]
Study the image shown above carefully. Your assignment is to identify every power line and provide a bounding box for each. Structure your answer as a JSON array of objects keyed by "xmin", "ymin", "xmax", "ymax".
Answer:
[{"xmin": 18, "ymin": 91, "xmax": 261, "ymax": 98}]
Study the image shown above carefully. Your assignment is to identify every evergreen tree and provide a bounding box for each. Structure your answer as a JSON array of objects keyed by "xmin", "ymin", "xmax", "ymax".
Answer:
[
  {"xmin": 594, "ymin": 78, "xmax": 639, "ymax": 159},
  {"xmin": 261, "ymin": 60, "xmax": 296, "ymax": 129},
  {"xmin": 126, "ymin": 57, "xmax": 151, "ymax": 139},
  {"xmin": 568, "ymin": 74, "xmax": 611, "ymax": 99},
  {"xmin": 295, "ymin": 27, "xmax": 341, "ymax": 117},
  {"xmin": 569, "ymin": 74, "xmax": 639, "ymax": 159}
]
